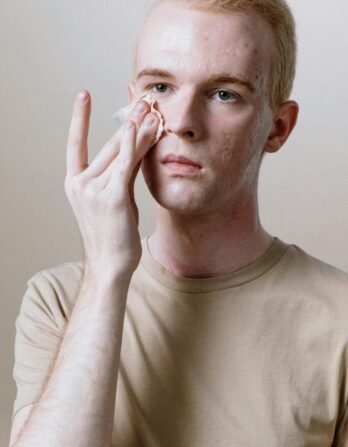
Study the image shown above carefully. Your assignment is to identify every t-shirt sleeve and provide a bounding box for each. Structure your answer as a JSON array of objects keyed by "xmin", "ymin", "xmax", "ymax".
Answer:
[{"xmin": 11, "ymin": 262, "xmax": 83, "ymax": 421}]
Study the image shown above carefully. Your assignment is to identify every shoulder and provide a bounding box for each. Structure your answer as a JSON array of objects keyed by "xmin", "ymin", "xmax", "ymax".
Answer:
[
  {"xmin": 275, "ymin": 242, "xmax": 348, "ymax": 326},
  {"xmin": 281, "ymin": 243, "xmax": 348, "ymax": 287},
  {"xmin": 22, "ymin": 260, "xmax": 146, "ymax": 321},
  {"xmin": 20, "ymin": 261, "xmax": 85, "ymax": 325},
  {"xmin": 28, "ymin": 260, "xmax": 84, "ymax": 286}
]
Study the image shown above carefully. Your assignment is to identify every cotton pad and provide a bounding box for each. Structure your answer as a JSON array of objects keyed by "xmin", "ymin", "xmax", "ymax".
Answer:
[{"xmin": 113, "ymin": 93, "xmax": 165, "ymax": 146}]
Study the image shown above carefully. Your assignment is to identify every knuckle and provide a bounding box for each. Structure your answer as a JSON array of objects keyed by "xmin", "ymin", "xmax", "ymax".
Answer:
[
  {"xmin": 118, "ymin": 163, "xmax": 131, "ymax": 179},
  {"xmin": 102, "ymin": 190, "xmax": 124, "ymax": 211},
  {"xmin": 117, "ymin": 165, "xmax": 127, "ymax": 178},
  {"xmin": 71, "ymin": 175, "xmax": 86, "ymax": 191},
  {"xmin": 119, "ymin": 154, "xmax": 132, "ymax": 170},
  {"xmin": 83, "ymin": 183, "xmax": 98, "ymax": 200},
  {"xmin": 69, "ymin": 178, "xmax": 99, "ymax": 204},
  {"xmin": 65, "ymin": 175, "xmax": 92, "ymax": 202}
]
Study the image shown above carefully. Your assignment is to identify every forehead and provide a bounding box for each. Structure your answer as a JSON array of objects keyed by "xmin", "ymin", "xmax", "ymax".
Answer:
[{"xmin": 136, "ymin": 3, "xmax": 273, "ymax": 88}]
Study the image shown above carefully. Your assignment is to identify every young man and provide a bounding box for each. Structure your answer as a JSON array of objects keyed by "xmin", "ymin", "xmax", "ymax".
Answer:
[{"xmin": 10, "ymin": 1, "xmax": 348, "ymax": 446}]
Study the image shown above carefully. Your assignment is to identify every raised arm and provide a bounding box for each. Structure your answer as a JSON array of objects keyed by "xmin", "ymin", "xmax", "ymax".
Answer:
[{"xmin": 10, "ymin": 90, "xmax": 159, "ymax": 447}]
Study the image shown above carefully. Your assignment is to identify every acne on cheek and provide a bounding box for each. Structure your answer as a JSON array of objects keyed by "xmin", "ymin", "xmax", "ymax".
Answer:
[
  {"xmin": 216, "ymin": 130, "xmax": 243, "ymax": 163},
  {"xmin": 218, "ymin": 120, "xmax": 262, "ymax": 160},
  {"xmin": 217, "ymin": 135, "xmax": 261, "ymax": 190}
]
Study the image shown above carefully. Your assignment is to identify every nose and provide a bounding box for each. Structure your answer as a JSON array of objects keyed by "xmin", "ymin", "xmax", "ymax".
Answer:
[{"xmin": 163, "ymin": 91, "xmax": 204, "ymax": 141}]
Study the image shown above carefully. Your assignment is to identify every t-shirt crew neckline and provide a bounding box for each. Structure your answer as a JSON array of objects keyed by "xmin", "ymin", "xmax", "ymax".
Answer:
[{"xmin": 140, "ymin": 236, "xmax": 289, "ymax": 294}]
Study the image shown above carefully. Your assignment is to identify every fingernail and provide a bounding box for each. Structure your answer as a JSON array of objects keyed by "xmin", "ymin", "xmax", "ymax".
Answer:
[
  {"xmin": 78, "ymin": 90, "xmax": 88, "ymax": 103},
  {"xmin": 134, "ymin": 101, "xmax": 146, "ymax": 113}
]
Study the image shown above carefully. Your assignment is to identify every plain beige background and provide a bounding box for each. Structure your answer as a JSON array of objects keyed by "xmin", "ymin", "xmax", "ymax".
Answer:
[{"xmin": 1, "ymin": 0, "xmax": 347, "ymax": 444}]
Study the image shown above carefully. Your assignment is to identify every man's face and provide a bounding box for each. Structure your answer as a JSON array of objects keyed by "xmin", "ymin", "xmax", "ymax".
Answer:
[{"xmin": 131, "ymin": 3, "xmax": 275, "ymax": 217}]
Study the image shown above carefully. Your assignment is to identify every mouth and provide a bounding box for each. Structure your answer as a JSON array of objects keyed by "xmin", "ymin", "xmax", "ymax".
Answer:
[
  {"xmin": 161, "ymin": 154, "xmax": 202, "ymax": 175},
  {"xmin": 162, "ymin": 154, "xmax": 202, "ymax": 168}
]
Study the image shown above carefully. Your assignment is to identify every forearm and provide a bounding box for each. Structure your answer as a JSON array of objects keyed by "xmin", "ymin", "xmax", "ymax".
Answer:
[
  {"xmin": 13, "ymin": 269, "xmax": 131, "ymax": 447},
  {"xmin": 12, "ymin": 88, "xmax": 158, "ymax": 447}
]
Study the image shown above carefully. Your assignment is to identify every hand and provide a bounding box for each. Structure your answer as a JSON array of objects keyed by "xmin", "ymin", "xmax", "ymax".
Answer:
[{"xmin": 64, "ymin": 90, "xmax": 159, "ymax": 281}]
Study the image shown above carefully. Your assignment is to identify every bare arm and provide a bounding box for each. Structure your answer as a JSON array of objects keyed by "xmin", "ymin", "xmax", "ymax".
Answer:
[
  {"xmin": 13, "ymin": 269, "xmax": 130, "ymax": 447},
  {"xmin": 11, "ymin": 90, "xmax": 159, "ymax": 447}
]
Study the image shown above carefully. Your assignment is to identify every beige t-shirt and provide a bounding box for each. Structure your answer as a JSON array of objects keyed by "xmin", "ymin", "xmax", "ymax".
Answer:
[{"xmin": 12, "ymin": 237, "xmax": 348, "ymax": 446}]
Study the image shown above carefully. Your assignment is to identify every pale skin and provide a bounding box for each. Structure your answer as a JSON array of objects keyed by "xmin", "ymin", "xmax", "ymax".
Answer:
[
  {"xmin": 131, "ymin": 3, "xmax": 299, "ymax": 278},
  {"xmin": 9, "ymin": 96, "xmax": 160, "ymax": 447},
  {"xmin": 9, "ymin": 4, "xmax": 298, "ymax": 447}
]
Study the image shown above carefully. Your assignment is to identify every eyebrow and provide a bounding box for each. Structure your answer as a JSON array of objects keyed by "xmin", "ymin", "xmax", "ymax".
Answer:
[
  {"xmin": 136, "ymin": 68, "xmax": 173, "ymax": 81},
  {"xmin": 136, "ymin": 68, "xmax": 256, "ymax": 93}
]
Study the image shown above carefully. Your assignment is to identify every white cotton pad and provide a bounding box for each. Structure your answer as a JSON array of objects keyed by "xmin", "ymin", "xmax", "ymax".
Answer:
[{"xmin": 112, "ymin": 93, "xmax": 165, "ymax": 146}]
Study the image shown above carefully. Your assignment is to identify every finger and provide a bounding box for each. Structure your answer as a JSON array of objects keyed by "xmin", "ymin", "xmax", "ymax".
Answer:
[
  {"xmin": 129, "ymin": 160, "xmax": 142, "ymax": 204},
  {"xmin": 95, "ymin": 114, "xmax": 159, "ymax": 189},
  {"xmin": 66, "ymin": 90, "xmax": 91, "ymax": 177},
  {"xmin": 107, "ymin": 120, "xmax": 137, "ymax": 194},
  {"xmin": 98, "ymin": 113, "xmax": 159, "ymax": 190},
  {"xmin": 133, "ymin": 113, "xmax": 160, "ymax": 164},
  {"xmin": 131, "ymin": 99, "xmax": 151, "ymax": 130},
  {"xmin": 92, "ymin": 123, "xmax": 131, "ymax": 190},
  {"xmin": 82, "ymin": 99, "xmax": 151, "ymax": 180}
]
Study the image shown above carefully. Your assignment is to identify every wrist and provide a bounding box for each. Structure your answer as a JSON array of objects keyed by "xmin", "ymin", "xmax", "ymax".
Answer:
[{"xmin": 83, "ymin": 262, "xmax": 134, "ymax": 289}]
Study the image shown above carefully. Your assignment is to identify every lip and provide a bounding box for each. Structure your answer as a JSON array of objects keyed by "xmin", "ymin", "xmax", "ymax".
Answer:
[{"xmin": 162, "ymin": 154, "xmax": 202, "ymax": 168}]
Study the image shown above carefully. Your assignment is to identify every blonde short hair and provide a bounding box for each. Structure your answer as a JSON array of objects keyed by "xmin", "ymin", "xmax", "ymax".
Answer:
[{"xmin": 143, "ymin": 0, "xmax": 297, "ymax": 110}]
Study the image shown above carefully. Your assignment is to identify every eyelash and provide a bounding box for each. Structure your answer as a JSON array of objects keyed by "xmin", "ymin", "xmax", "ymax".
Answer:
[
  {"xmin": 146, "ymin": 83, "xmax": 240, "ymax": 103},
  {"xmin": 214, "ymin": 90, "xmax": 239, "ymax": 102},
  {"xmin": 149, "ymin": 83, "xmax": 169, "ymax": 94}
]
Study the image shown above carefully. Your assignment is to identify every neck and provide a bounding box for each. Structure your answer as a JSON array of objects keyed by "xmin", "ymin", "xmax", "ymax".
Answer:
[{"xmin": 147, "ymin": 193, "xmax": 274, "ymax": 278}]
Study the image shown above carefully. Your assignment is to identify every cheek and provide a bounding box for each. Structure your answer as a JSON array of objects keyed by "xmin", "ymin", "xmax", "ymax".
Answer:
[
  {"xmin": 209, "ymin": 114, "xmax": 266, "ymax": 181},
  {"xmin": 214, "ymin": 107, "xmax": 269, "ymax": 155},
  {"xmin": 211, "ymin": 117, "xmax": 254, "ymax": 163}
]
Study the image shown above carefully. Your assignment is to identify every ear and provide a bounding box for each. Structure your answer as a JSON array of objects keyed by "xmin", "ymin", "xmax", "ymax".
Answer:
[
  {"xmin": 128, "ymin": 81, "xmax": 136, "ymax": 104},
  {"xmin": 264, "ymin": 100, "xmax": 299, "ymax": 153}
]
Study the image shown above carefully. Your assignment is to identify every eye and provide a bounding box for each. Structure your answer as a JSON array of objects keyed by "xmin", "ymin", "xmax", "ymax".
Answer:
[
  {"xmin": 150, "ymin": 83, "xmax": 169, "ymax": 94},
  {"xmin": 213, "ymin": 90, "xmax": 238, "ymax": 102}
]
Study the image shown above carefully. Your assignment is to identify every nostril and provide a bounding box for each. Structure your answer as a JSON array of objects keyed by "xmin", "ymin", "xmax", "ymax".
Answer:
[{"xmin": 166, "ymin": 124, "xmax": 198, "ymax": 139}]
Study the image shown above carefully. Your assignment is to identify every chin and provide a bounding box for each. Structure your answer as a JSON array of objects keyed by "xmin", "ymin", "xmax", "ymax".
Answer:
[{"xmin": 147, "ymin": 181, "xmax": 216, "ymax": 217}]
